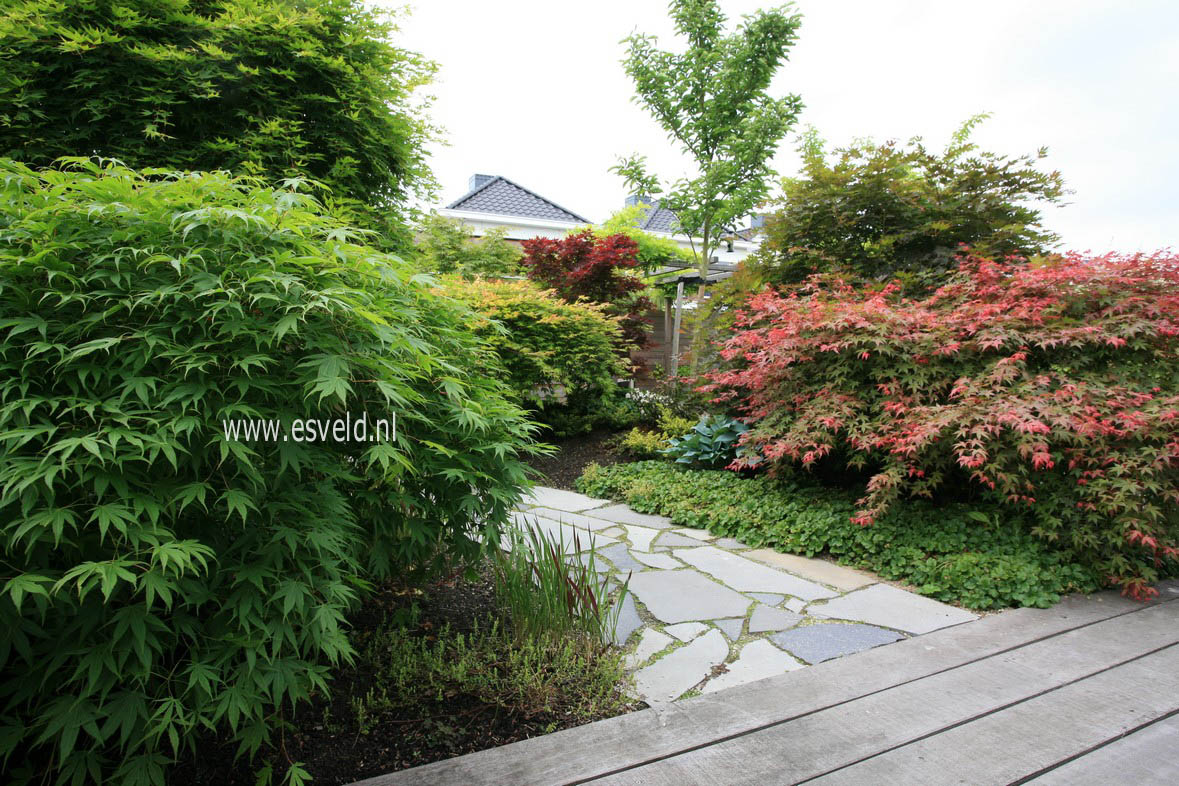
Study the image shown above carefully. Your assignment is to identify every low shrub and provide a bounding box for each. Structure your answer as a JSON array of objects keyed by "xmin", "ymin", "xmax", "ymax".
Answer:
[
  {"xmin": 708, "ymin": 252, "xmax": 1179, "ymax": 599},
  {"xmin": 436, "ymin": 277, "xmax": 628, "ymax": 437},
  {"xmin": 414, "ymin": 213, "xmax": 523, "ymax": 278},
  {"xmin": 0, "ymin": 160, "xmax": 537, "ymax": 785},
  {"xmin": 616, "ymin": 407, "xmax": 697, "ymax": 459},
  {"xmin": 577, "ymin": 461, "xmax": 1100, "ymax": 610}
]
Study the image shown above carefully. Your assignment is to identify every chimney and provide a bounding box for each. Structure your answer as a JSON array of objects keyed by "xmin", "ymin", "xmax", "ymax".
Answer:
[{"xmin": 468, "ymin": 174, "xmax": 495, "ymax": 192}]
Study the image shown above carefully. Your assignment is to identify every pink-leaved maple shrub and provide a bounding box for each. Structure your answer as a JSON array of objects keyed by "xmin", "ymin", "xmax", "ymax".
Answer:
[{"xmin": 707, "ymin": 251, "xmax": 1179, "ymax": 599}]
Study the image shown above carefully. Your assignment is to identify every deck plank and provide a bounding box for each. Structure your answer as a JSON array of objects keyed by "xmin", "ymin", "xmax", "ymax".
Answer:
[
  {"xmin": 591, "ymin": 601, "xmax": 1179, "ymax": 785},
  {"xmin": 804, "ymin": 647, "xmax": 1179, "ymax": 785},
  {"xmin": 1023, "ymin": 713, "xmax": 1179, "ymax": 785}
]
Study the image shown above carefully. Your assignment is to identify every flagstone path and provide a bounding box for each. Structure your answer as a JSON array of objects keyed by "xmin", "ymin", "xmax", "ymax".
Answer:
[{"xmin": 513, "ymin": 486, "xmax": 979, "ymax": 705}]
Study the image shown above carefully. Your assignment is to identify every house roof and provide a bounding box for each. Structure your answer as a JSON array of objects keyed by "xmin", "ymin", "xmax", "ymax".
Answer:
[
  {"xmin": 636, "ymin": 201, "xmax": 682, "ymax": 234},
  {"xmin": 446, "ymin": 176, "xmax": 589, "ymax": 224}
]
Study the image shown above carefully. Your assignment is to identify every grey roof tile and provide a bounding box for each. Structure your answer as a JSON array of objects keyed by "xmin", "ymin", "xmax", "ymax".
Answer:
[{"xmin": 446, "ymin": 176, "xmax": 589, "ymax": 223}]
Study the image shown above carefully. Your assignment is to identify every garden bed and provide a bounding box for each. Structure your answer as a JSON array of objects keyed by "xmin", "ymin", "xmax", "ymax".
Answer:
[
  {"xmin": 171, "ymin": 564, "xmax": 638, "ymax": 785},
  {"xmin": 527, "ymin": 428, "xmax": 625, "ymax": 489}
]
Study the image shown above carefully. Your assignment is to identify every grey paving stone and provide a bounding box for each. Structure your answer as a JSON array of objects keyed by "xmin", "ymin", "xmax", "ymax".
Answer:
[
  {"xmin": 598, "ymin": 542, "xmax": 645, "ymax": 574},
  {"xmin": 665, "ymin": 622, "xmax": 709, "ymax": 642},
  {"xmin": 673, "ymin": 527, "xmax": 714, "ymax": 541},
  {"xmin": 748, "ymin": 593, "xmax": 786, "ymax": 606},
  {"xmin": 633, "ymin": 629, "xmax": 728, "ymax": 703},
  {"xmin": 713, "ymin": 537, "xmax": 752, "ymax": 550},
  {"xmin": 809, "ymin": 583, "xmax": 978, "ymax": 634},
  {"xmin": 744, "ymin": 548, "xmax": 876, "ymax": 591},
  {"xmin": 520, "ymin": 486, "xmax": 611, "ymax": 512},
  {"xmin": 784, "ymin": 597, "xmax": 807, "ymax": 614},
  {"xmin": 770, "ymin": 622, "xmax": 904, "ymax": 664},
  {"xmin": 711, "ymin": 618, "xmax": 744, "ymax": 640},
  {"xmin": 631, "ymin": 551, "xmax": 681, "ymax": 570},
  {"xmin": 508, "ymin": 513, "xmax": 617, "ymax": 553},
  {"xmin": 525, "ymin": 507, "xmax": 619, "ymax": 531},
  {"xmin": 675, "ymin": 546, "xmax": 839, "ymax": 600},
  {"xmin": 657, "ymin": 533, "xmax": 706, "ymax": 548},
  {"xmin": 624, "ymin": 524, "xmax": 660, "ymax": 552},
  {"xmin": 599, "ymin": 526, "xmax": 625, "ymax": 539},
  {"xmin": 611, "ymin": 592, "xmax": 642, "ymax": 646},
  {"xmin": 586, "ymin": 504, "xmax": 674, "ymax": 529},
  {"xmin": 628, "ymin": 569, "xmax": 751, "ymax": 623},
  {"xmin": 566, "ymin": 551, "xmax": 612, "ymax": 574},
  {"xmin": 625, "ymin": 628, "xmax": 674, "ymax": 669},
  {"xmin": 702, "ymin": 639, "xmax": 804, "ymax": 693},
  {"xmin": 748, "ymin": 604, "xmax": 803, "ymax": 633}
]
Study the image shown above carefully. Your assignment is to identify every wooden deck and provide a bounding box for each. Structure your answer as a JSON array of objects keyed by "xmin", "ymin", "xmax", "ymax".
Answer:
[{"xmin": 355, "ymin": 582, "xmax": 1179, "ymax": 785}]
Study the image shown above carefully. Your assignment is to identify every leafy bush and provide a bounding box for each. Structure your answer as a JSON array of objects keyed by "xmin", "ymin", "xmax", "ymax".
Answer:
[
  {"xmin": 414, "ymin": 213, "xmax": 522, "ymax": 278},
  {"xmin": 573, "ymin": 205, "xmax": 695, "ymax": 271},
  {"xmin": 0, "ymin": 160, "xmax": 536, "ymax": 785},
  {"xmin": 708, "ymin": 252, "xmax": 1179, "ymax": 599},
  {"xmin": 522, "ymin": 230, "xmax": 653, "ymax": 351},
  {"xmin": 435, "ymin": 277, "xmax": 627, "ymax": 436},
  {"xmin": 616, "ymin": 407, "xmax": 697, "ymax": 459},
  {"xmin": 737, "ymin": 116, "xmax": 1065, "ymax": 291},
  {"xmin": 0, "ymin": 0, "xmax": 436, "ymax": 247},
  {"xmin": 662, "ymin": 414, "xmax": 753, "ymax": 468},
  {"xmin": 577, "ymin": 461, "xmax": 1100, "ymax": 610}
]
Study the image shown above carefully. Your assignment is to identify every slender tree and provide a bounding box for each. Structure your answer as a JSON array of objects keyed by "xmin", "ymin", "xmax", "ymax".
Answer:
[{"xmin": 613, "ymin": 0, "xmax": 803, "ymax": 368}]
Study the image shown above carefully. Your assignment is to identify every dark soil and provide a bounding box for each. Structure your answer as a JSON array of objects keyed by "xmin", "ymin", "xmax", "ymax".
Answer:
[
  {"xmin": 171, "ymin": 564, "xmax": 633, "ymax": 785},
  {"xmin": 528, "ymin": 428, "xmax": 625, "ymax": 489}
]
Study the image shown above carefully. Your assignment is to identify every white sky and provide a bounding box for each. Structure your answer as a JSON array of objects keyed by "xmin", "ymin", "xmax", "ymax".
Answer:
[{"xmin": 388, "ymin": 0, "xmax": 1177, "ymax": 253}]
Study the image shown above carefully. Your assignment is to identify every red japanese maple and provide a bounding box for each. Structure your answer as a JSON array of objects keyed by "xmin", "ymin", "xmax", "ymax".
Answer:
[
  {"xmin": 707, "ymin": 251, "xmax": 1179, "ymax": 599},
  {"xmin": 522, "ymin": 231, "xmax": 652, "ymax": 351}
]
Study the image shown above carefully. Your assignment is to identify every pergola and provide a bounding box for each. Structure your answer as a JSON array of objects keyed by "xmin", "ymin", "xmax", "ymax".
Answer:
[{"xmin": 644, "ymin": 258, "xmax": 737, "ymax": 374}]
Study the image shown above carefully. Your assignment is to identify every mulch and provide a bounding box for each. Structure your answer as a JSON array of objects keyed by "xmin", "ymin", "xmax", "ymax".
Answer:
[{"xmin": 527, "ymin": 428, "xmax": 625, "ymax": 489}]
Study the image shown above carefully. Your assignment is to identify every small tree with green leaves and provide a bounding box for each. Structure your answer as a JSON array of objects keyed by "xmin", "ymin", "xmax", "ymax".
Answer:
[
  {"xmin": 741, "ymin": 116, "xmax": 1067, "ymax": 291},
  {"xmin": 612, "ymin": 0, "xmax": 803, "ymax": 368},
  {"xmin": 0, "ymin": 0, "xmax": 437, "ymax": 248},
  {"xmin": 414, "ymin": 213, "xmax": 523, "ymax": 278}
]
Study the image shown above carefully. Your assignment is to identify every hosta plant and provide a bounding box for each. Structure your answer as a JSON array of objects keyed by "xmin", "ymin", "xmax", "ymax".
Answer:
[
  {"xmin": 707, "ymin": 251, "xmax": 1179, "ymax": 599},
  {"xmin": 0, "ymin": 159, "xmax": 536, "ymax": 785},
  {"xmin": 662, "ymin": 414, "xmax": 754, "ymax": 468}
]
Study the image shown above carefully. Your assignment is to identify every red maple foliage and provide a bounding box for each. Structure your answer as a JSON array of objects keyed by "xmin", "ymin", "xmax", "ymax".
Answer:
[
  {"xmin": 707, "ymin": 251, "xmax": 1179, "ymax": 599},
  {"xmin": 521, "ymin": 231, "xmax": 652, "ymax": 351}
]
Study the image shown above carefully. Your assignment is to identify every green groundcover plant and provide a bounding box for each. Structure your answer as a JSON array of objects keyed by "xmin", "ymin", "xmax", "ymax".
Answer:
[
  {"xmin": 0, "ymin": 159, "xmax": 536, "ymax": 785},
  {"xmin": 577, "ymin": 461, "xmax": 1101, "ymax": 610}
]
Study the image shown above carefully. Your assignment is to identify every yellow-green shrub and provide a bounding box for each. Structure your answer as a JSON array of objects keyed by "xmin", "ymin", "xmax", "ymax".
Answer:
[{"xmin": 436, "ymin": 277, "xmax": 628, "ymax": 436}]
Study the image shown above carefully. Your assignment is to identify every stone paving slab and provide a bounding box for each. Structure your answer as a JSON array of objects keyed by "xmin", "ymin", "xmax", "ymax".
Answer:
[
  {"xmin": 612, "ymin": 592, "xmax": 642, "ymax": 646},
  {"xmin": 508, "ymin": 512, "xmax": 617, "ymax": 553},
  {"xmin": 702, "ymin": 640, "xmax": 804, "ymax": 694},
  {"xmin": 587, "ymin": 504, "xmax": 675, "ymax": 528},
  {"xmin": 664, "ymin": 622, "xmax": 708, "ymax": 642},
  {"xmin": 810, "ymin": 583, "xmax": 978, "ymax": 634},
  {"xmin": 748, "ymin": 604, "xmax": 803, "ymax": 633},
  {"xmin": 625, "ymin": 628, "xmax": 673, "ymax": 669},
  {"xmin": 675, "ymin": 546, "xmax": 838, "ymax": 600},
  {"xmin": 628, "ymin": 569, "xmax": 751, "ymax": 623},
  {"xmin": 744, "ymin": 548, "xmax": 877, "ymax": 592},
  {"xmin": 631, "ymin": 551, "xmax": 681, "ymax": 570},
  {"xmin": 673, "ymin": 527, "xmax": 714, "ymax": 540},
  {"xmin": 771, "ymin": 622, "xmax": 904, "ymax": 663},
  {"xmin": 624, "ymin": 525, "xmax": 659, "ymax": 552},
  {"xmin": 598, "ymin": 542, "xmax": 645, "ymax": 573},
  {"xmin": 711, "ymin": 618, "xmax": 744, "ymax": 640},
  {"xmin": 748, "ymin": 592, "xmax": 786, "ymax": 606},
  {"xmin": 525, "ymin": 506, "xmax": 619, "ymax": 531},
  {"xmin": 633, "ymin": 629, "xmax": 728, "ymax": 703},
  {"xmin": 520, "ymin": 487, "xmax": 611, "ymax": 512},
  {"xmin": 656, "ymin": 532, "xmax": 705, "ymax": 548}
]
